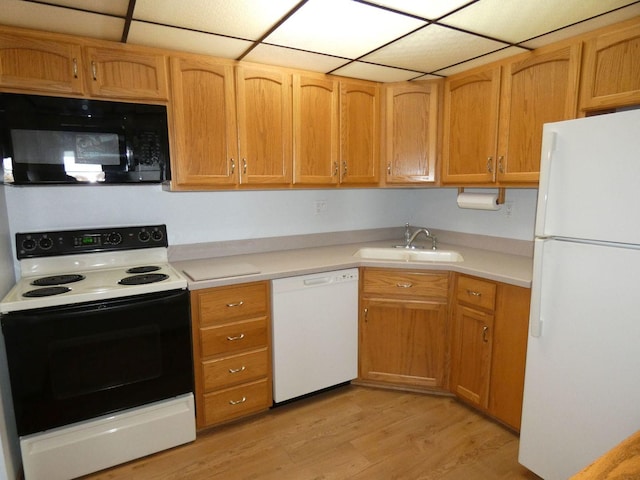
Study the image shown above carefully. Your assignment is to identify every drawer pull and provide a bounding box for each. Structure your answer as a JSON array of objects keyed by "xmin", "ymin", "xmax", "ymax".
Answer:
[
  {"xmin": 396, "ymin": 282, "xmax": 413, "ymax": 288},
  {"xmin": 228, "ymin": 366, "xmax": 246, "ymax": 374},
  {"xmin": 91, "ymin": 61, "xmax": 97, "ymax": 80},
  {"xmin": 466, "ymin": 290, "xmax": 482, "ymax": 297},
  {"xmin": 482, "ymin": 325, "xmax": 489, "ymax": 343},
  {"xmin": 229, "ymin": 396, "xmax": 247, "ymax": 405},
  {"xmin": 226, "ymin": 301, "xmax": 244, "ymax": 307},
  {"xmin": 227, "ymin": 333, "xmax": 245, "ymax": 341}
]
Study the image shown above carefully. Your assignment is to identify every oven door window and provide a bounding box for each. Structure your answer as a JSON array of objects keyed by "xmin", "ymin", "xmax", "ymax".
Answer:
[{"xmin": 1, "ymin": 289, "xmax": 193, "ymax": 436}]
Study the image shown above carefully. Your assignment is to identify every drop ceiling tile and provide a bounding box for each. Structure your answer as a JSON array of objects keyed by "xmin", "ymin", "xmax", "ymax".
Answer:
[
  {"xmin": 521, "ymin": 4, "xmax": 640, "ymax": 48},
  {"xmin": 128, "ymin": 22, "xmax": 252, "ymax": 58},
  {"xmin": 264, "ymin": 0, "xmax": 427, "ymax": 59},
  {"xmin": 133, "ymin": 0, "xmax": 301, "ymax": 40},
  {"xmin": 435, "ymin": 46, "xmax": 529, "ymax": 76},
  {"xmin": 442, "ymin": 0, "xmax": 640, "ymax": 44},
  {"xmin": 332, "ymin": 62, "xmax": 422, "ymax": 82},
  {"xmin": 42, "ymin": 0, "xmax": 130, "ymax": 16},
  {"xmin": 364, "ymin": 0, "xmax": 475, "ymax": 20},
  {"xmin": 1, "ymin": 0, "xmax": 124, "ymax": 40},
  {"xmin": 243, "ymin": 44, "xmax": 348, "ymax": 73},
  {"xmin": 363, "ymin": 24, "xmax": 508, "ymax": 73}
]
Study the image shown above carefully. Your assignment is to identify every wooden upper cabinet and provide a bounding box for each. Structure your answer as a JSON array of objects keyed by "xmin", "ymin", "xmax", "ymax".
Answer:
[
  {"xmin": 581, "ymin": 20, "xmax": 640, "ymax": 111},
  {"xmin": 170, "ymin": 56, "xmax": 238, "ymax": 188},
  {"xmin": 497, "ymin": 44, "xmax": 581, "ymax": 183},
  {"xmin": 384, "ymin": 81, "xmax": 439, "ymax": 184},
  {"xmin": 236, "ymin": 66, "xmax": 292, "ymax": 186},
  {"xmin": 442, "ymin": 67, "xmax": 501, "ymax": 184},
  {"xmin": 0, "ymin": 31, "xmax": 84, "ymax": 95},
  {"xmin": 84, "ymin": 47, "xmax": 169, "ymax": 101},
  {"xmin": 293, "ymin": 74, "xmax": 339, "ymax": 185},
  {"xmin": 339, "ymin": 80, "xmax": 380, "ymax": 185}
]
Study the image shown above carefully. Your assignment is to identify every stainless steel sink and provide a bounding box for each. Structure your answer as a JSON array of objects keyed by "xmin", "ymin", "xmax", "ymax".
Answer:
[{"xmin": 354, "ymin": 247, "xmax": 463, "ymax": 263}]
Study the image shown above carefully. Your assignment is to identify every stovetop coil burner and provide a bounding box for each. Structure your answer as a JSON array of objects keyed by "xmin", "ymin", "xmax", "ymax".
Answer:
[
  {"xmin": 126, "ymin": 266, "xmax": 161, "ymax": 274},
  {"xmin": 23, "ymin": 286, "xmax": 72, "ymax": 297},
  {"xmin": 119, "ymin": 273, "xmax": 169, "ymax": 285},
  {"xmin": 31, "ymin": 274, "xmax": 86, "ymax": 286}
]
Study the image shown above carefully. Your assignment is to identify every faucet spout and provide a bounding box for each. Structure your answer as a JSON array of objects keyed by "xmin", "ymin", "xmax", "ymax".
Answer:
[{"xmin": 406, "ymin": 227, "xmax": 438, "ymax": 250}]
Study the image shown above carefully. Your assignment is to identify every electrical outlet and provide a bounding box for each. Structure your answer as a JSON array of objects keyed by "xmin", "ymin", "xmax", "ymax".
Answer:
[
  {"xmin": 314, "ymin": 200, "xmax": 327, "ymax": 215},
  {"xmin": 504, "ymin": 201, "xmax": 514, "ymax": 218}
]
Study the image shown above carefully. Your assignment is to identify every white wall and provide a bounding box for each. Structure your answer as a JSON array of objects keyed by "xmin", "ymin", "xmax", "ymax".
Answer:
[{"xmin": 5, "ymin": 185, "xmax": 537, "ymax": 251}]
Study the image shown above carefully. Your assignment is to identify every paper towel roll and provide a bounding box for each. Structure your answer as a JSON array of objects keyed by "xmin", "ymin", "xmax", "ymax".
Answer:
[{"xmin": 456, "ymin": 192, "xmax": 501, "ymax": 211}]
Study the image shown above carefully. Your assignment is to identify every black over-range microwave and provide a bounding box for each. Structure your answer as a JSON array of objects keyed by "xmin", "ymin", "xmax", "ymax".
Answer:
[{"xmin": 0, "ymin": 92, "xmax": 171, "ymax": 185}]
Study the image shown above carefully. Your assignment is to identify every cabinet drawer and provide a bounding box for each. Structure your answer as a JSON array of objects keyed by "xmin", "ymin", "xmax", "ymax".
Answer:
[
  {"xmin": 196, "ymin": 282, "xmax": 269, "ymax": 326},
  {"xmin": 202, "ymin": 347, "xmax": 269, "ymax": 391},
  {"xmin": 203, "ymin": 378, "xmax": 271, "ymax": 425},
  {"xmin": 362, "ymin": 268, "xmax": 449, "ymax": 300},
  {"xmin": 200, "ymin": 317, "xmax": 268, "ymax": 357},
  {"xmin": 456, "ymin": 276, "xmax": 496, "ymax": 311}
]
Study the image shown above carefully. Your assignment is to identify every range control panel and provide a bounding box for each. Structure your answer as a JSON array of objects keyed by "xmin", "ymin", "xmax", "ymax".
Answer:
[{"xmin": 16, "ymin": 225, "xmax": 168, "ymax": 259}]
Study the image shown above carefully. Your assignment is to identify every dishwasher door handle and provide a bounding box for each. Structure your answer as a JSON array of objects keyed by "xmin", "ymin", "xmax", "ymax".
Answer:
[{"xmin": 303, "ymin": 277, "xmax": 332, "ymax": 286}]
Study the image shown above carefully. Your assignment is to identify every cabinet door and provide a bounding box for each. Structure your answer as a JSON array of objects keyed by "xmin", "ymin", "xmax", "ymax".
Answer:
[
  {"xmin": 84, "ymin": 47, "xmax": 169, "ymax": 101},
  {"xmin": 339, "ymin": 80, "xmax": 379, "ymax": 185},
  {"xmin": 170, "ymin": 56, "xmax": 238, "ymax": 187},
  {"xmin": 236, "ymin": 66, "xmax": 292, "ymax": 185},
  {"xmin": 452, "ymin": 305, "xmax": 493, "ymax": 407},
  {"xmin": 293, "ymin": 74, "xmax": 339, "ymax": 185},
  {"xmin": 488, "ymin": 283, "xmax": 530, "ymax": 431},
  {"xmin": 0, "ymin": 31, "xmax": 84, "ymax": 94},
  {"xmin": 384, "ymin": 82, "xmax": 438, "ymax": 184},
  {"xmin": 442, "ymin": 67, "xmax": 500, "ymax": 184},
  {"xmin": 497, "ymin": 44, "xmax": 581, "ymax": 183},
  {"xmin": 581, "ymin": 21, "xmax": 640, "ymax": 111},
  {"xmin": 359, "ymin": 299, "xmax": 448, "ymax": 389}
]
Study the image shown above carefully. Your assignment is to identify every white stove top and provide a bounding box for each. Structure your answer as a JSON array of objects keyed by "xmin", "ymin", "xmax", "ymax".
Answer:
[{"xmin": 1, "ymin": 248, "xmax": 187, "ymax": 314}]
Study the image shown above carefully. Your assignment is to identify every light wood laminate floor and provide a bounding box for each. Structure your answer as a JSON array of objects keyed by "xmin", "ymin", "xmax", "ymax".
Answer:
[{"xmin": 82, "ymin": 385, "xmax": 541, "ymax": 480}]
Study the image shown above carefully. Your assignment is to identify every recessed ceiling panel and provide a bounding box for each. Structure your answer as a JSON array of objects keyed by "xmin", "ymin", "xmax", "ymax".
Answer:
[
  {"xmin": 332, "ymin": 61, "xmax": 421, "ymax": 82},
  {"xmin": 264, "ymin": 0, "xmax": 426, "ymax": 58},
  {"xmin": 435, "ymin": 46, "xmax": 529, "ymax": 76},
  {"xmin": 443, "ymin": 0, "xmax": 640, "ymax": 43},
  {"xmin": 364, "ymin": 0, "xmax": 475, "ymax": 20},
  {"xmin": 41, "ymin": 0, "xmax": 130, "ymax": 16},
  {"xmin": 1, "ymin": 0, "xmax": 124, "ymax": 40},
  {"xmin": 128, "ymin": 22, "xmax": 252, "ymax": 58},
  {"xmin": 133, "ymin": 0, "xmax": 301, "ymax": 40},
  {"xmin": 243, "ymin": 44, "xmax": 348, "ymax": 73},
  {"xmin": 363, "ymin": 24, "xmax": 507, "ymax": 73}
]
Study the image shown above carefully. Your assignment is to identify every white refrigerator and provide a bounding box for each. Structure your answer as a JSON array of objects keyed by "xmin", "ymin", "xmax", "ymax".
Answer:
[{"xmin": 518, "ymin": 108, "xmax": 640, "ymax": 479}]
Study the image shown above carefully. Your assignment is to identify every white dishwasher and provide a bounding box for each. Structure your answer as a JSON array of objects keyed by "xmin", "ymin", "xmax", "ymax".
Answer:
[{"xmin": 271, "ymin": 268, "xmax": 359, "ymax": 403}]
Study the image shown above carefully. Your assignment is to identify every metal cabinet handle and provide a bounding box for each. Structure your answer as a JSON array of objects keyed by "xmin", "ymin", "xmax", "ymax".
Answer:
[
  {"xmin": 466, "ymin": 290, "xmax": 482, "ymax": 297},
  {"xmin": 482, "ymin": 325, "xmax": 489, "ymax": 343},
  {"xmin": 229, "ymin": 396, "xmax": 247, "ymax": 405},
  {"xmin": 226, "ymin": 301, "xmax": 244, "ymax": 307},
  {"xmin": 242, "ymin": 158, "xmax": 247, "ymax": 174},
  {"xmin": 91, "ymin": 61, "xmax": 97, "ymax": 80},
  {"xmin": 333, "ymin": 161, "xmax": 338, "ymax": 176},
  {"xmin": 228, "ymin": 366, "xmax": 246, "ymax": 374},
  {"xmin": 72, "ymin": 58, "xmax": 78, "ymax": 78},
  {"xmin": 486, "ymin": 156, "xmax": 493, "ymax": 173},
  {"xmin": 342, "ymin": 161, "xmax": 347, "ymax": 176},
  {"xmin": 396, "ymin": 282, "xmax": 413, "ymax": 288},
  {"xmin": 230, "ymin": 158, "xmax": 235, "ymax": 174},
  {"xmin": 363, "ymin": 307, "xmax": 368, "ymax": 322},
  {"xmin": 226, "ymin": 333, "xmax": 245, "ymax": 341},
  {"xmin": 387, "ymin": 163, "xmax": 392, "ymax": 175},
  {"xmin": 498, "ymin": 155, "xmax": 505, "ymax": 174}
]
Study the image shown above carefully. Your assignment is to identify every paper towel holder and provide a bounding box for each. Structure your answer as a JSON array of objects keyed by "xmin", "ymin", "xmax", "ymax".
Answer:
[{"xmin": 457, "ymin": 187, "xmax": 506, "ymax": 205}]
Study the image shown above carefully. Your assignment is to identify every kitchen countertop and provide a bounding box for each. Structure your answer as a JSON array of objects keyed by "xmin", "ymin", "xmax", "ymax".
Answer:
[{"xmin": 172, "ymin": 238, "xmax": 533, "ymax": 291}]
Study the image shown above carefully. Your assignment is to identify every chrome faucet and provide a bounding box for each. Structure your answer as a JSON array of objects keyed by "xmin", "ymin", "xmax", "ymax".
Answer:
[{"xmin": 402, "ymin": 224, "xmax": 438, "ymax": 250}]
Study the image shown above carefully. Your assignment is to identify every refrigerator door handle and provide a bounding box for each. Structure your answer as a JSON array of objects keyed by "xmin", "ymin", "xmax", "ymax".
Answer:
[
  {"xmin": 534, "ymin": 130, "xmax": 556, "ymax": 238},
  {"xmin": 529, "ymin": 239, "xmax": 546, "ymax": 337}
]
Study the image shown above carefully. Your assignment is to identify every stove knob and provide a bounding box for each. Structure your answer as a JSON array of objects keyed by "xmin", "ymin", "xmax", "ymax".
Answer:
[
  {"xmin": 138, "ymin": 230, "xmax": 151, "ymax": 242},
  {"xmin": 38, "ymin": 237, "xmax": 53, "ymax": 250},
  {"xmin": 22, "ymin": 238, "xmax": 37, "ymax": 251},
  {"xmin": 107, "ymin": 232, "xmax": 122, "ymax": 245},
  {"xmin": 151, "ymin": 229, "xmax": 164, "ymax": 242}
]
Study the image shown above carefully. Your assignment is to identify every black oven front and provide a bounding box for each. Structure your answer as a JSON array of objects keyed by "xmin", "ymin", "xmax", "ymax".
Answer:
[{"xmin": 1, "ymin": 289, "xmax": 193, "ymax": 436}]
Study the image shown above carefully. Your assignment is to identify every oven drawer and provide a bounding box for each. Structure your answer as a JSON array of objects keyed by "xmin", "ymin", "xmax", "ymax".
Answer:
[
  {"xmin": 202, "ymin": 378, "xmax": 271, "ymax": 425},
  {"xmin": 202, "ymin": 347, "xmax": 269, "ymax": 391},
  {"xmin": 195, "ymin": 283, "xmax": 269, "ymax": 326},
  {"xmin": 199, "ymin": 317, "xmax": 268, "ymax": 357}
]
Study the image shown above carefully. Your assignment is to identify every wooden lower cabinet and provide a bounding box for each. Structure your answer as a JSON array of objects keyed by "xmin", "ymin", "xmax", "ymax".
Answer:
[
  {"xmin": 358, "ymin": 268, "xmax": 451, "ymax": 392},
  {"xmin": 451, "ymin": 274, "xmax": 530, "ymax": 431},
  {"xmin": 190, "ymin": 281, "xmax": 273, "ymax": 429}
]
